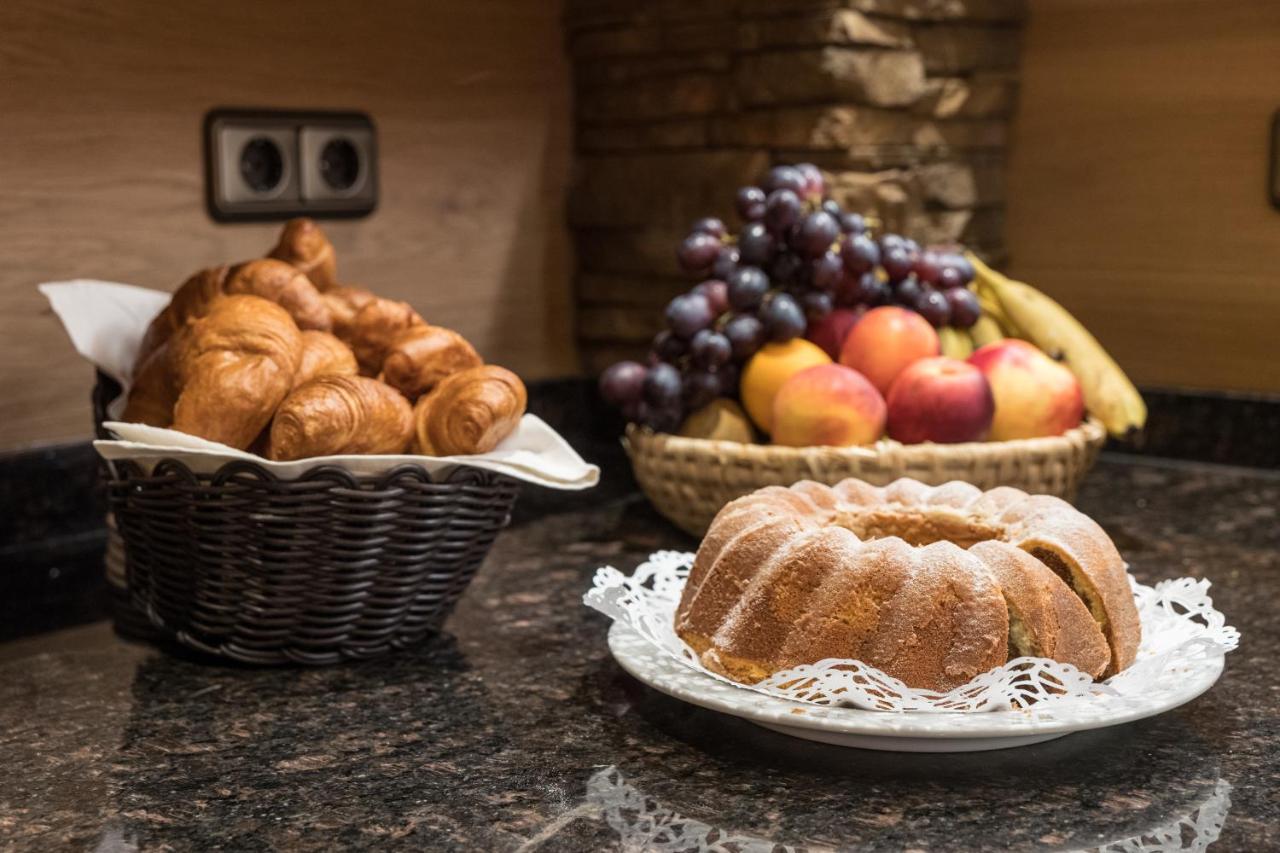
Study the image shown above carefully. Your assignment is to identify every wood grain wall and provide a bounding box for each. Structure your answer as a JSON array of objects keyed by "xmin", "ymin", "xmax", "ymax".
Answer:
[
  {"xmin": 0, "ymin": 0, "xmax": 574, "ymax": 450},
  {"xmin": 1004, "ymin": 0, "xmax": 1280, "ymax": 393}
]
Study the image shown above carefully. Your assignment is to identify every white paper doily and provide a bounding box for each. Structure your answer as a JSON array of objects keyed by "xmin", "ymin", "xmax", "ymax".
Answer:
[{"xmin": 586, "ymin": 551, "xmax": 1236, "ymax": 750}]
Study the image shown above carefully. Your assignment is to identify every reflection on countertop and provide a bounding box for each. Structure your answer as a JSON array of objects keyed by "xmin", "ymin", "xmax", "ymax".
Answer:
[{"xmin": 1, "ymin": 457, "xmax": 1277, "ymax": 851}]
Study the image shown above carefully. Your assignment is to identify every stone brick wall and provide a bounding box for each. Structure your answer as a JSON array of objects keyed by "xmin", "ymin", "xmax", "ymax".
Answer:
[{"xmin": 566, "ymin": 0, "xmax": 1026, "ymax": 374}]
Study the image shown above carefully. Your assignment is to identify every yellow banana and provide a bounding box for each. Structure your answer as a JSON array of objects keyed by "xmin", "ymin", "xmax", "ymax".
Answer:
[
  {"xmin": 969, "ymin": 314, "xmax": 1005, "ymax": 348},
  {"xmin": 938, "ymin": 326, "xmax": 973, "ymax": 360},
  {"xmin": 967, "ymin": 253, "xmax": 1146, "ymax": 438},
  {"xmin": 973, "ymin": 283, "xmax": 1020, "ymax": 337}
]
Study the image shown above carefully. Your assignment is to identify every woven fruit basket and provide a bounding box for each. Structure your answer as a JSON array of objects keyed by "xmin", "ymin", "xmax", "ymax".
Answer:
[{"xmin": 625, "ymin": 418, "xmax": 1106, "ymax": 537}]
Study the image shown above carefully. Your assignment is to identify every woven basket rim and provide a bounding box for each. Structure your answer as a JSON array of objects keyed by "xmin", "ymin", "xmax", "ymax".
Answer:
[{"xmin": 625, "ymin": 417, "xmax": 1107, "ymax": 463}]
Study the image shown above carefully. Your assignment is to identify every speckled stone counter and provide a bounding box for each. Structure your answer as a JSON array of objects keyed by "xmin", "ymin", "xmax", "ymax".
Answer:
[{"xmin": 2, "ymin": 457, "xmax": 1277, "ymax": 851}]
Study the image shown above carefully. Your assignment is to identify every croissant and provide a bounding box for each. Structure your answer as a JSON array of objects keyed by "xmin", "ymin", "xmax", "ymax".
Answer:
[
  {"xmin": 122, "ymin": 341, "xmax": 179, "ymax": 428},
  {"xmin": 170, "ymin": 295, "xmax": 303, "ymax": 449},
  {"xmin": 267, "ymin": 217, "xmax": 338, "ymax": 291},
  {"xmin": 321, "ymin": 285, "xmax": 376, "ymax": 341},
  {"xmin": 224, "ymin": 259, "xmax": 332, "ymax": 332},
  {"xmin": 136, "ymin": 265, "xmax": 229, "ymax": 365},
  {"xmin": 293, "ymin": 330, "xmax": 359, "ymax": 390},
  {"xmin": 348, "ymin": 297, "xmax": 426, "ymax": 374},
  {"xmin": 412, "ymin": 365, "xmax": 526, "ymax": 456},
  {"xmin": 380, "ymin": 325, "xmax": 482, "ymax": 400},
  {"xmin": 268, "ymin": 375, "xmax": 414, "ymax": 460}
]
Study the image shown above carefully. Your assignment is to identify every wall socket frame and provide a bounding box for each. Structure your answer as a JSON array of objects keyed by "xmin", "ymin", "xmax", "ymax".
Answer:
[{"xmin": 204, "ymin": 108, "xmax": 378, "ymax": 222}]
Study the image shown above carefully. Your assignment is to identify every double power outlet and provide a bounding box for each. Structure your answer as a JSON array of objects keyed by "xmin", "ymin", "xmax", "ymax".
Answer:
[{"xmin": 205, "ymin": 109, "xmax": 377, "ymax": 222}]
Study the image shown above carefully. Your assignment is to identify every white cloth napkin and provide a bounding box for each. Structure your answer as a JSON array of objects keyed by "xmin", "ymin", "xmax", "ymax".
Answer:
[{"xmin": 41, "ymin": 279, "xmax": 599, "ymax": 490}]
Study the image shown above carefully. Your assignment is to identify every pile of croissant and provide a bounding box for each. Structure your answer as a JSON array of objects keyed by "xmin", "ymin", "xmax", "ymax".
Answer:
[{"xmin": 123, "ymin": 219, "xmax": 527, "ymax": 460}]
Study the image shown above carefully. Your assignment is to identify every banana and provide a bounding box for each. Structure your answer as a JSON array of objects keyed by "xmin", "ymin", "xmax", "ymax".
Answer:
[
  {"xmin": 938, "ymin": 326, "xmax": 973, "ymax": 360},
  {"xmin": 969, "ymin": 314, "xmax": 1005, "ymax": 348},
  {"xmin": 967, "ymin": 253, "xmax": 1146, "ymax": 438},
  {"xmin": 973, "ymin": 283, "xmax": 1021, "ymax": 337}
]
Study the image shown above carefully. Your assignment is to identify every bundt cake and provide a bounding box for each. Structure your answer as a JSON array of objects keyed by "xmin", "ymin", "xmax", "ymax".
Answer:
[{"xmin": 674, "ymin": 478, "xmax": 1141, "ymax": 692}]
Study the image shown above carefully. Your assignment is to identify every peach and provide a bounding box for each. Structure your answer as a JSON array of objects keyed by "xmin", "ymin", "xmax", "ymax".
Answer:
[
  {"xmin": 739, "ymin": 338, "xmax": 832, "ymax": 433},
  {"xmin": 839, "ymin": 306, "xmax": 940, "ymax": 396},
  {"xmin": 886, "ymin": 357, "xmax": 994, "ymax": 444},
  {"xmin": 968, "ymin": 339, "xmax": 1084, "ymax": 440},
  {"xmin": 806, "ymin": 306, "xmax": 864, "ymax": 360},
  {"xmin": 772, "ymin": 364, "xmax": 886, "ymax": 447}
]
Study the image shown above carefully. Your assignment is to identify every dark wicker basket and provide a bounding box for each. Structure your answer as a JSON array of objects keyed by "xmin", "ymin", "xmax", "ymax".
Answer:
[{"xmin": 93, "ymin": 372, "xmax": 520, "ymax": 665}]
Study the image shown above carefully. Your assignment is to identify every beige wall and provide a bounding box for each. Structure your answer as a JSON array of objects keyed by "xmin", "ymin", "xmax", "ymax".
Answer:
[
  {"xmin": 0, "ymin": 0, "xmax": 575, "ymax": 450},
  {"xmin": 1005, "ymin": 0, "xmax": 1280, "ymax": 393}
]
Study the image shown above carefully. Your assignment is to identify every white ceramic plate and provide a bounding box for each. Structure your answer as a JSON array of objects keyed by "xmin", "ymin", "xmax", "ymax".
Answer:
[{"xmin": 608, "ymin": 623, "xmax": 1224, "ymax": 752}]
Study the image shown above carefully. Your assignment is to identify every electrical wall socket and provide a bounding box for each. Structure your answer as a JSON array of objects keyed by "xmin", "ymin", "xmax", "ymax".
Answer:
[{"xmin": 205, "ymin": 109, "xmax": 377, "ymax": 222}]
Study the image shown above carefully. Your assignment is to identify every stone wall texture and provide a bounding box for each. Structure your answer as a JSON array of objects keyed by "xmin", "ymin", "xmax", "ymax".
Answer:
[{"xmin": 566, "ymin": 0, "xmax": 1026, "ymax": 373}]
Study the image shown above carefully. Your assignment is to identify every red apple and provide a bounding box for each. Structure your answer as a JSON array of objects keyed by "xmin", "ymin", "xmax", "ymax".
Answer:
[
  {"xmin": 806, "ymin": 306, "xmax": 864, "ymax": 360},
  {"xmin": 968, "ymin": 339, "xmax": 1084, "ymax": 440},
  {"xmin": 886, "ymin": 357, "xmax": 994, "ymax": 444},
  {"xmin": 772, "ymin": 364, "xmax": 886, "ymax": 447},
  {"xmin": 839, "ymin": 306, "xmax": 940, "ymax": 396}
]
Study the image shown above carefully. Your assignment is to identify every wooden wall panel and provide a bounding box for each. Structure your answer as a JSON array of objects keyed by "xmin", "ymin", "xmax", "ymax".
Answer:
[
  {"xmin": 0, "ymin": 0, "xmax": 574, "ymax": 449},
  {"xmin": 1004, "ymin": 0, "xmax": 1280, "ymax": 393}
]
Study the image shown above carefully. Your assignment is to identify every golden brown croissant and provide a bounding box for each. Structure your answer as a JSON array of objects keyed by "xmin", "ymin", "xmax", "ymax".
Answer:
[
  {"xmin": 267, "ymin": 218, "xmax": 338, "ymax": 291},
  {"xmin": 321, "ymin": 285, "xmax": 376, "ymax": 341},
  {"xmin": 380, "ymin": 325, "xmax": 482, "ymax": 400},
  {"xmin": 412, "ymin": 365, "xmax": 526, "ymax": 456},
  {"xmin": 122, "ymin": 341, "xmax": 179, "ymax": 428},
  {"xmin": 136, "ymin": 265, "xmax": 229, "ymax": 365},
  {"xmin": 224, "ymin": 259, "xmax": 332, "ymax": 332},
  {"xmin": 268, "ymin": 375, "xmax": 414, "ymax": 460},
  {"xmin": 349, "ymin": 297, "xmax": 426, "ymax": 374},
  {"xmin": 292, "ymin": 330, "xmax": 358, "ymax": 390},
  {"xmin": 170, "ymin": 295, "xmax": 303, "ymax": 449}
]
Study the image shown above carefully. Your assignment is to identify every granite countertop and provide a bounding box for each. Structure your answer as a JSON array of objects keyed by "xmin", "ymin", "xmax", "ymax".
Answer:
[{"xmin": 2, "ymin": 456, "xmax": 1277, "ymax": 851}]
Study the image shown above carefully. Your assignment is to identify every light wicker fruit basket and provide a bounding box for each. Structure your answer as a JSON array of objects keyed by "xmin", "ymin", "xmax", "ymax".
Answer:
[{"xmin": 625, "ymin": 418, "xmax": 1106, "ymax": 536}]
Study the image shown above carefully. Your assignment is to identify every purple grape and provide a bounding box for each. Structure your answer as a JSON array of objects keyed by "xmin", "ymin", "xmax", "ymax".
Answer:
[
  {"xmin": 795, "ymin": 162, "xmax": 825, "ymax": 198},
  {"xmin": 643, "ymin": 403, "xmax": 684, "ymax": 434},
  {"xmin": 621, "ymin": 399, "xmax": 647, "ymax": 424},
  {"xmin": 723, "ymin": 314, "xmax": 766, "ymax": 360},
  {"xmin": 811, "ymin": 250, "xmax": 843, "ymax": 291},
  {"xmin": 821, "ymin": 199, "xmax": 842, "ymax": 217},
  {"xmin": 716, "ymin": 363, "xmax": 740, "ymax": 396},
  {"xmin": 691, "ymin": 217, "xmax": 726, "ymax": 239},
  {"xmin": 951, "ymin": 254, "xmax": 976, "ymax": 285},
  {"xmin": 914, "ymin": 289, "xmax": 951, "ymax": 327},
  {"xmin": 768, "ymin": 251, "xmax": 804, "ymax": 286},
  {"xmin": 791, "ymin": 211, "xmax": 840, "ymax": 258},
  {"xmin": 711, "ymin": 245, "xmax": 739, "ymax": 281},
  {"xmin": 598, "ymin": 361, "xmax": 647, "ymax": 407},
  {"xmin": 665, "ymin": 292, "xmax": 715, "ymax": 339},
  {"xmin": 937, "ymin": 265, "xmax": 964, "ymax": 290},
  {"xmin": 836, "ymin": 271, "xmax": 883, "ymax": 306},
  {"xmin": 801, "ymin": 290, "xmax": 834, "ymax": 322},
  {"xmin": 690, "ymin": 329, "xmax": 732, "ymax": 369},
  {"xmin": 676, "ymin": 232, "xmax": 721, "ymax": 276},
  {"xmin": 945, "ymin": 287, "xmax": 981, "ymax": 328},
  {"xmin": 682, "ymin": 369, "xmax": 721, "ymax": 410},
  {"xmin": 652, "ymin": 330, "xmax": 687, "ymax": 364},
  {"xmin": 881, "ymin": 246, "xmax": 914, "ymax": 282},
  {"xmin": 737, "ymin": 222, "xmax": 775, "ymax": 266},
  {"xmin": 902, "ymin": 238, "xmax": 921, "ymax": 256},
  {"xmin": 761, "ymin": 293, "xmax": 806, "ymax": 342},
  {"xmin": 735, "ymin": 186, "xmax": 767, "ymax": 222},
  {"xmin": 879, "ymin": 233, "xmax": 907, "ymax": 254},
  {"xmin": 642, "ymin": 362, "xmax": 683, "ymax": 409},
  {"xmin": 839, "ymin": 212, "xmax": 866, "ymax": 235},
  {"xmin": 841, "ymin": 234, "xmax": 880, "ymax": 275},
  {"xmin": 914, "ymin": 250, "xmax": 942, "ymax": 285},
  {"xmin": 727, "ymin": 266, "xmax": 769, "ymax": 311},
  {"xmin": 764, "ymin": 189, "xmax": 802, "ymax": 235},
  {"xmin": 692, "ymin": 279, "xmax": 729, "ymax": 316},
  {"xmin": 763, "ymin": 165, "xmax": 806, "ymax": 195},
  {"xmin": 893, "ymin": 277, "xmax": 924, "ymax": 307}
]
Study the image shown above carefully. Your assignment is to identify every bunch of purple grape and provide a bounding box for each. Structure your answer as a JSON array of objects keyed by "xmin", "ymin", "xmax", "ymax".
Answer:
[{"xmin": 599, "ymin": 163, "xmax": 982, "ymax": 432}]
